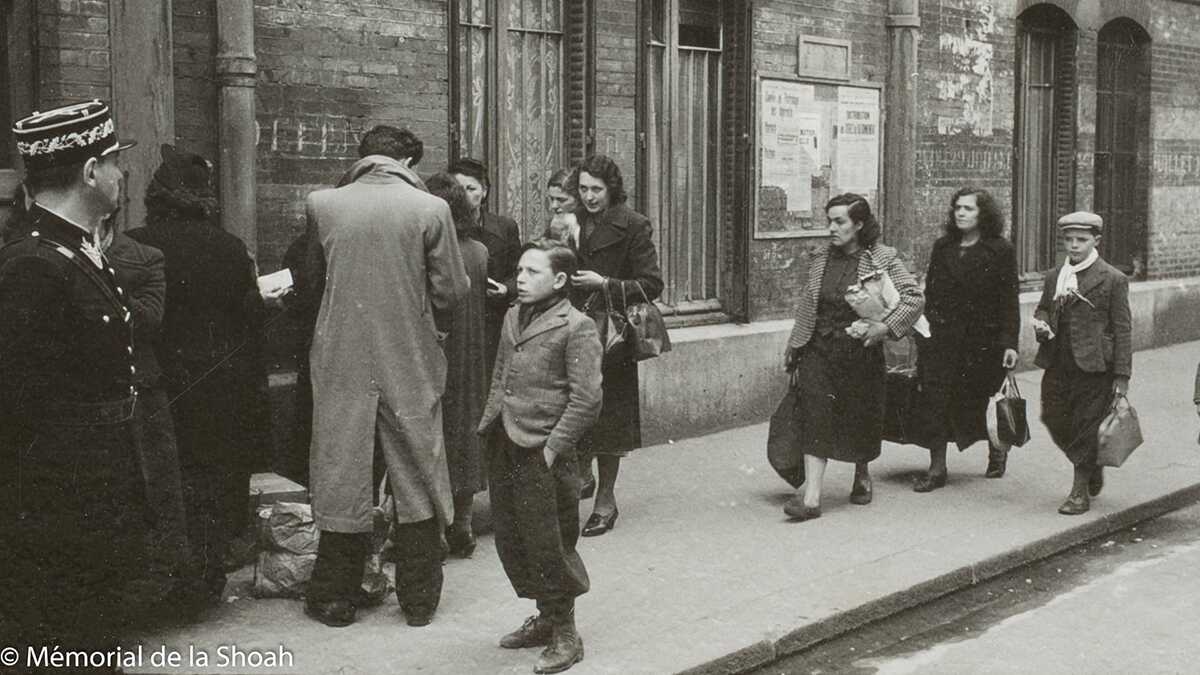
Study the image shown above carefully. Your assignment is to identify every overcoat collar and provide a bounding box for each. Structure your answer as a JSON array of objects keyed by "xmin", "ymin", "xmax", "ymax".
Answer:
[
  {"xmin": 336, "ymin": 154, "xmax": 426, "ymax": 191},
  {"xmin": 510, "ymin": 296, "xmax": 571, "ymax": 346},
  {"xmin": 942, "ymin": 236, "xmax": 1006, "ymax": 280},
  {"xmin": 581, "ymin": 204, "xmax": 630, "ymax": 255},
  {"xmin": 1074, "ymin": 257, "xmax": 1113, "ymax": 297}
]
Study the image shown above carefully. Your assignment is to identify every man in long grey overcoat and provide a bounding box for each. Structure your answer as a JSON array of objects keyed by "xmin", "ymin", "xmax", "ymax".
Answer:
[{"xmin": 298, "ymin": 126, "xmax": 469, "ymax": 627}]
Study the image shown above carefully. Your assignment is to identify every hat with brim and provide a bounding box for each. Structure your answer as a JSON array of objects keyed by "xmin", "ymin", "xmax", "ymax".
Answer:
[
  {"xmin": 1057, "ymin": 211, "xmax": 1103, "ymax": 234},
  {"xmin": 13, "ymin": 100, "xmax": 137, "ymax": 172}
]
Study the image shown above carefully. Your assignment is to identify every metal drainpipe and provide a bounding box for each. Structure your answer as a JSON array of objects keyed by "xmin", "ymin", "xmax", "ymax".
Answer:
[
  {"xmin": 884, "ymin": 0, "xmax": 919, "ymax": 251},
  {"xmin": 216, "ymin": 0, "xmax": 258, "ymax": 257}
]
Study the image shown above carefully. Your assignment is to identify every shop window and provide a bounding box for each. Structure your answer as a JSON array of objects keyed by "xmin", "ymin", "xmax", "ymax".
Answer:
[
  {"xmin": 449, "ymin": 0, "xmax": 591, "ymax": 238},
  {"xmin": 1095, "ymin": 18, "xmax": 1150, "ymax": 277},
  {"xmin": 1014, "ymin": 4, "xmax": 1077, "ymax": 275},
  {"xmin": 640, "ymin": 0, "xmax": 724, "ymax": 313}
]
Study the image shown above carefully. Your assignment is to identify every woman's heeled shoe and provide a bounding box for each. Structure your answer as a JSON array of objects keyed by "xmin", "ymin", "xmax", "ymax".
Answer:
[
  {"xmin": 985, "ymin": 457, "xmax": 1007, "ymax": 478},
  {"xmin": 783, "ymin": 494, "xmax": 822, "ymax": 521},
  {"xmin": 445, "ymin": 523, "xmax": 476, "ymax": 558},
  {"xmin": 579, "ymin": 475, "xmax": 596, "ymax": 500},
  {"xmin": 1058, "ymin": 493, "xmax": 1090, "ymax": 515},
  {"xmin": 581, "ymin": 509, "xmax": 618, "ymax": 537},
  {"xmin": 849, "ymin": 476, "xmax": 873, "ymax": 505},
  {"xmin": 1088, "ymin": 467, "xmax": 1104, "ymax": 497},
  {"xmin": 913, "ymin": 472, "xmax": 947, "ymax": 493}
]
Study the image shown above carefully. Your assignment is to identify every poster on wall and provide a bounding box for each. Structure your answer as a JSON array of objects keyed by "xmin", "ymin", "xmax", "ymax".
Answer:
[{"xmin": 755, "ymin": 77, "xmax": 881, "ymax": 239}]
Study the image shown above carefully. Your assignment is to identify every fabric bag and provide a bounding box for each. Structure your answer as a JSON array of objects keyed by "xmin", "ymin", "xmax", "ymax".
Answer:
[
  {"xmin": 845, "ymin": 267, "xmax": 931, "ymax": 338},
  {"xmin": 584, "ymin": 284, "xmax": 628, "ymax": 358},
  {"xmin": 1097, "ymin": 393, "xmax": 1145, "ymax": 468},
  {"xmin": 993, "ymin": 375, "xmax": 1031, "ymax": 448},
  {"xmin": 883, "ymin": 368, "xmax": 926, "ymax": 446},
  {"xmin": 623, "ymin": 281, "xmax": 672, "ymax": 361},
  {"xmin": 767, "ymin": 371, "xmax": 805, "ymax": 488}
]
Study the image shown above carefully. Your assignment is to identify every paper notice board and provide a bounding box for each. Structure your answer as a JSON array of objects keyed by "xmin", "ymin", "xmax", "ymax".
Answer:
[{"xmin": 755, "ymin": 78, "xmax": 881, "ymax": 239}]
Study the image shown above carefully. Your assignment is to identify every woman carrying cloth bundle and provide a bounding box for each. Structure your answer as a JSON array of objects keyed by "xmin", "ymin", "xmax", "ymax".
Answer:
[{"xmin": 782, "ymin": 194, "xmax": 924, "ymax": 521}]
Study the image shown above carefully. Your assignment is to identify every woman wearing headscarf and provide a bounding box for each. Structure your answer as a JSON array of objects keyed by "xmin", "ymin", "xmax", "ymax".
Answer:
[
  {"xmin": 426, "ymin": 172, "xmax": 490, "ymax": 557},
  {"xmin": 914, "ymin": 187, "xmax": 1020, "ymax": 492},
  {"xmin": 782, "ymin": 194, "xmax": 924, "ymax": 521}
]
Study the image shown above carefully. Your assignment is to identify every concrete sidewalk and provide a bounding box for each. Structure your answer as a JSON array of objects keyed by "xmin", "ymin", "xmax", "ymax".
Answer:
[{"xmin": 128, "ymin": 341, "xmax": 1200, "ymax": 675}]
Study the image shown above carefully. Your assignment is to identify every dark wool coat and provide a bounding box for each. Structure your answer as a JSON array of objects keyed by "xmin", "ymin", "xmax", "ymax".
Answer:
[
  {"xmin": 0, "ymin": 208, "xmax": 146, "ymax": 650},
  {"xmin": 444, "ymin": 234, "xmax": 490, "ymax": 496},
  {"xmin": 918, "ymin": 235, "xmax": 1020, "ymax": 449},
  {"xmin": 571, "ymin": 202, "xmax": 664, "ymax": 456},
  {"xmin": 477, "ymin": 211, "xmax": 523, "ymax": 375}
]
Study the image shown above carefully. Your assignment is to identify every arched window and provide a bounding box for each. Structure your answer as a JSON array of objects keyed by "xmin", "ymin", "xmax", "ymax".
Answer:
[
  {"xmin": 1095, "ymin": 18, "xmax": 1151, "ymax": 277},
  {"xmin": 1014, "ymin": 4, "xmax": 1078, "ymax": 274}
]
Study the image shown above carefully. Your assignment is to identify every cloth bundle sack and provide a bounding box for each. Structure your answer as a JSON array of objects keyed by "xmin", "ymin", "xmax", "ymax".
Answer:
[
  {"xmin": 253, "ymin": 498, "xmax": 393, "ymax": 602},
  {"xmin": 767, "ymin": 371, "xmax": 806, "ymax": 488},
  {"xmin": 987, "ymin": 375, "xmax": 1030, "ymax": 452},
  {"xmin": 1097, "ymin": 393, "xmax": 1145, "ymax": 467},
  {"xmin": 844, "ymin": 267, "xmax": 931, "ymax": 338}
]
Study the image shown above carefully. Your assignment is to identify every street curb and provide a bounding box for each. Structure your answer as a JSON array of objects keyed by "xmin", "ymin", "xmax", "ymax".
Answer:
[{"xmin": 677, "ymin": 482, "xmax": 1200, "ymax": 675}]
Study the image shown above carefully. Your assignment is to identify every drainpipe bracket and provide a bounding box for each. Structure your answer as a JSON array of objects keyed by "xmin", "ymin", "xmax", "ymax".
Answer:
[
  {"xmin": 216, "ymin": 54, "xmax": 258, "ymax": 87},
  {"xmin": 886, "ymin": 14, "xmax": 921, "ymax": 28}
]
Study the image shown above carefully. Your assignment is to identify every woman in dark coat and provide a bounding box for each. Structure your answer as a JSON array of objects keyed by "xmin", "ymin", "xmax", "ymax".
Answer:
[
  {"xmin": 127, "ymin": 144, "xmax": 271, "ymax": 602},
  {"xmin": 570, "ymin": 155, "xmax": 664, "ymax": 537},
  {"xmin": 782, "ymin": 194, "xmax": 924, "ymax": 521},
  {"xmin": 914, "ymin": 187, "xmax": 1020, "ymax": 492},
  {"xmin": 426, "ymin": 172, "xmax": 490, "ymax": 557}
]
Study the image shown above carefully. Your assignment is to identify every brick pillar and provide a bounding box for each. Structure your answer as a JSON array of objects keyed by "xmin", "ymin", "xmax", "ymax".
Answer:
[
  {"xmin": 884, "ymin": 0, "xmax": 920, "ymax": 261},
  {"xmin": 216, "ymin": 0, "xmax": 257, "ymax": 257}
]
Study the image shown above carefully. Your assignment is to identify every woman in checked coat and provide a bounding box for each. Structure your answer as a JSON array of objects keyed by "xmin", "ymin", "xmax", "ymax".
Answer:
[{"xmin": 782, "ymin": 194, "xmax": 924, "ymax": 521}]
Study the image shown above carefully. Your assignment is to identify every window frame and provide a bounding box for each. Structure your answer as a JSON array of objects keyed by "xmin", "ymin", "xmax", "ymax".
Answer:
[{"xmin": 1, "ymin": 0, "xmax": 36, "ymax": 204}]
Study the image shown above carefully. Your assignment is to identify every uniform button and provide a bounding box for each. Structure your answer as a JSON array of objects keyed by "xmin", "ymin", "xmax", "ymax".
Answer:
[
  {"xmin": 130, "ymin": 365, "xmax": 137, "ymax": 374},
  {"xmin": 505, "ymin": 388, "xmax": 513, "ymax": 395},
  {"xmin": 31, "ymin": 231, "xmax": 39, "ymax": 237},
  {"xmin": 129, "ymin": 386, "xmax": 137, "ymax": 395},
  {"xmin": 116, "ymin": 286, "xmax": 124, "ymax": 295},
  {"xmin": 126, "ymin": 346, "xmax": 134, "ymax": 354},
  {"xmin": 102, "ymin": 315, "xmax": 111, "ymax": 323},
  {"xmin": 123, "ymin": 310, "xmax": 131, "ymax": 323}
]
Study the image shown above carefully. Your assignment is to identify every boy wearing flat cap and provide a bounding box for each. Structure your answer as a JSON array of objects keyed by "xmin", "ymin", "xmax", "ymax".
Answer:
[
  {"xmin": 1032, "ymin": 211, "xmax": 1132, "ymax": 515},
  {"xmin": 0, "ymin": 101, "xmax": 146, "ymax": 660}
]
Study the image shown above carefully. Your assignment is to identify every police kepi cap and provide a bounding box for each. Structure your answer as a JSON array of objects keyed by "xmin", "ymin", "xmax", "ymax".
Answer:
[
  {"xmin": 1057, "ymin": 211, "xmax": 1103, "ymax": 234},
  {"xmin": 12, "ymin": 100, "xmax": 137, "ymax": 171}
]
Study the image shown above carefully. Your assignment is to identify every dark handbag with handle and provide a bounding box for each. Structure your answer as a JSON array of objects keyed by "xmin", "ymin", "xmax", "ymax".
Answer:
[
  {"xmin": 882, "ymin": 336, "xmax": 926, "ymax": 446},
  {"xmin": 1097, "ymin": 393, "xmax": 1144, "ymax": 467},
  {"xmin": 623, "ymin": 281, "xmax": 672, "ymax": 361},
  {"xmin": 583, "ymin": 284, "xmax": 628, "ymax": 358},
  {"xmin": 767, "ymin": 371, "xmax": 805, "ymax": 488},
  {"xmin": 994, "ymin": 374, "xmax": 1031, "ymax": 448}
]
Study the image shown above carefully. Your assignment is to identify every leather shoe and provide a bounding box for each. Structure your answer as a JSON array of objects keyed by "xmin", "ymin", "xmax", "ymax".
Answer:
[
  {"xmin": 500, "ymin": 614, "xmax": 554, "ymax": 649},
  {"xmin": 913, "ymin": 472, "xmax": 947, "ymax": 493},
  {"xmin": 985, "ymin": 458, "xmax": 1007, "ymax": 478},
  {"xmin": 445, "ymin": 523, "xmax": 476, "ymax": 558},
  {"xmin": 849, "ymin": 476, "xmax": 873, "ymax": 505},
  {"xmin": 1088, "ymin": 467, "xmax": 1104, "ymax": 497},
  {"xmin": 783, "ymin": 494, "xmax": 821, "ymax": 521},
  {"xmin": 581, "ymin": 509, "xmax": 618, "ymax": 537},
  {"xmin": 304, "ymin": 598, "xmax": 355, "ymax": 627},
  {"xmin": 579, "ymin": 475, "xmax": 596, "ymax": 500},
  {"xmin": 1057, "ymin": 493, "xmax": 1090, "ymax": 515}
]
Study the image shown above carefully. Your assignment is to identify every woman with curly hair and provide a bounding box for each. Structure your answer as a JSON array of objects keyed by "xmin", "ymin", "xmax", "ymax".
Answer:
[{"xmin": 913, "ymin": 187, "xmax": 1020, "ymax": 492}]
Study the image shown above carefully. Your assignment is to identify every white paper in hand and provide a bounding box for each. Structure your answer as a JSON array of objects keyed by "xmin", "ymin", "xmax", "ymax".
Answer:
[{"xmin": 257, "ymin": 268, "xmax": 294, "ymax": 295}]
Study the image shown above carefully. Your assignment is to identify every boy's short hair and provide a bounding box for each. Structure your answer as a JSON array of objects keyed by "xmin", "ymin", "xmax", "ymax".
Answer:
[{"xmin": 523, "ymin": 238, "xmax": 579, "ymax": 279}]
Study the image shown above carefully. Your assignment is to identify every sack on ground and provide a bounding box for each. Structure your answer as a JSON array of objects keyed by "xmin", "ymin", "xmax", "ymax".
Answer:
[
  {"xmin": 994, "ymin": 375, "xmax": 1031, "ymax": 448},
  {"xmin": 767, "ymin": 372, "xmax": 805, "ymax": 488},
  {"xmin": 252, "ymin": 500, "xmax": 394, "ymax": 602},
  {"xmin": 1097, "ymin": 393, "xmax": 1145, "ymax": 467}
]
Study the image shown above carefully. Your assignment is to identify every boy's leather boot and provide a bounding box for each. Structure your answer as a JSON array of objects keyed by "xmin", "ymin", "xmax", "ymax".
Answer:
[{"xmin": 534, "ymin": 609, "xmax": 584, "ymax": 673}]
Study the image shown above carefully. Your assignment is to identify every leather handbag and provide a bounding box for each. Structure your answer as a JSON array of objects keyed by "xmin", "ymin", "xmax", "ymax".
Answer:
[
  {"xmin": 993, "ymin": 375, "xmax": 1031, "ymax": 448},
  {"xmin": 623, "ymin": 281, "xmax": 672, "ymax": 361},
  {"xmin": 583, "ymin": 284, "xmax": 628, "ymax": 358},
  {"xmin": 1097, "ymin": 393, "xmax": 1145, "ymax": 467},
  {"xmin": 883, "ymin": 367, "xmax": 926, "ymax": 446},
  {"xmin": 767, "ymin": 371, "xmax": 805, "ymax": 488}
]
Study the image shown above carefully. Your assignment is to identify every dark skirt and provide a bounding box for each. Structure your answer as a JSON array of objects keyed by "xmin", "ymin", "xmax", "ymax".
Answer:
[
  {"xmin": 917, "ymin": 332, "xmax": 1006, "ymax": 451},
  {"xmin": 795, "ymin": 332, "xmax": 886, "ymax": 463},
  {"xmin": 580, "ymin": 354, "xmax": 640, "ymax": 458}
]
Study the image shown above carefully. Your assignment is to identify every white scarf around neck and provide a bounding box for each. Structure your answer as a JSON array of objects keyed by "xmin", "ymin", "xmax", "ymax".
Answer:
[{"xmin": 1054, "ymin": 248, "xmax": 1099, "ymax": 301}]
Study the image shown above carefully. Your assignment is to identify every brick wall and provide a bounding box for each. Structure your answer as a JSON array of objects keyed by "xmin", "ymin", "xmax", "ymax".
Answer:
[
  {"xmin": 1145, "ymin": 2, "xmax": 1200, "ymax": 279},
  {"xmin": 592, "ymin": 0, "xmax": 638, "ymax": 202},
  {"xmin": 172, "ymin": 0, "xmax": 218, "ymax": 162},
  {"xmin": 37, "ymin": 0, "xmax": 111, "ymax": 106},
  {"xmin": 252, "ymin": 0, "xmax": 451, "ymax": 274},
  {"xmin": 748, "ymin": 0, "xmax": 890, "ymax": 320}
]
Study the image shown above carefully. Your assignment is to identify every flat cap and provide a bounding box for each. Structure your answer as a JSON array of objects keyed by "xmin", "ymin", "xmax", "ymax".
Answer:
[{"xmin": 1057, "ymin": 211, "xmax": 1103, "ymax": 232}]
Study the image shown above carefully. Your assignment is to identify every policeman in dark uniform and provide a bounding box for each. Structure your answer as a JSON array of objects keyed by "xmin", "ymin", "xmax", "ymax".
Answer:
[{"xmin": 0, "ymin": 101, "xmax": 146, "ymax": 660}]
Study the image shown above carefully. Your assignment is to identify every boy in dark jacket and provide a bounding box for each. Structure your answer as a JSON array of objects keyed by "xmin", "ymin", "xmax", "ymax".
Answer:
[
  {"xmin": 478, "ymin": 240, "xmax": 603, "ymax": 673},
  {"xmin": 1033, "ymin": 211, "xmax": 1132, "ymax": 515}
]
